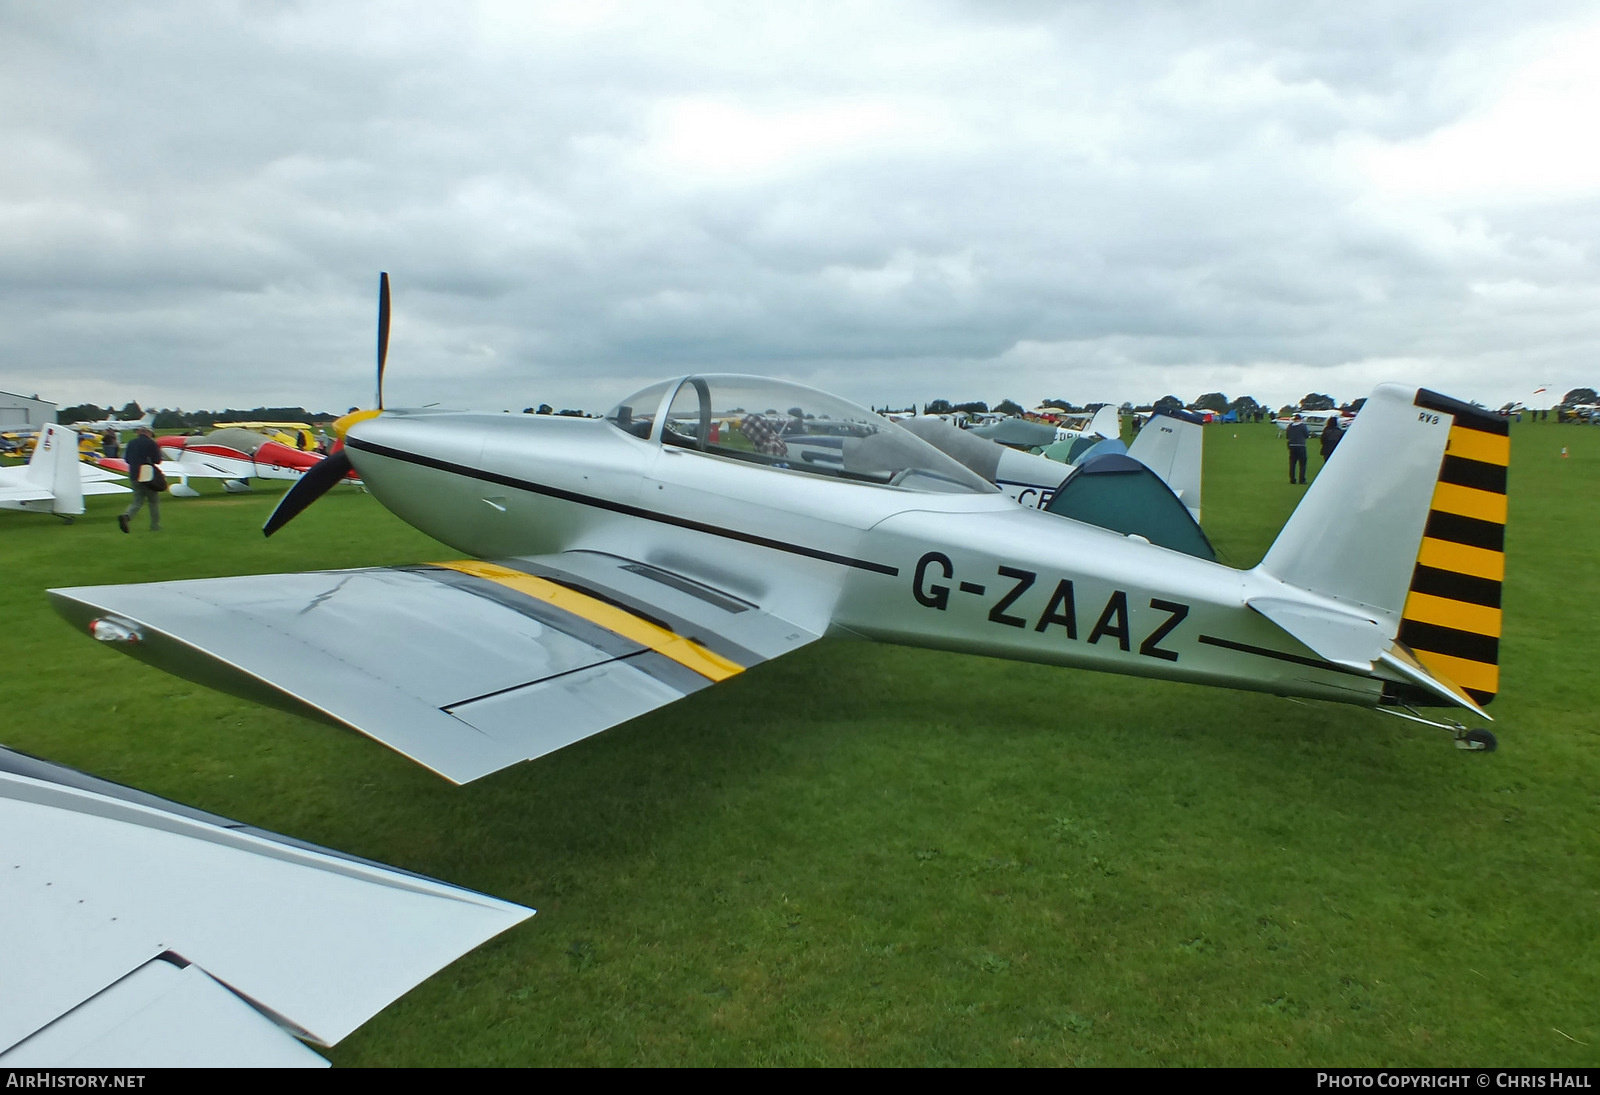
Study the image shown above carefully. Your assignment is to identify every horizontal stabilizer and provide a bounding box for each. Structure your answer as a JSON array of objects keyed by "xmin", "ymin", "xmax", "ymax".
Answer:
[
  {"xmin": 1248, "ymin": 596, "xmax": 1390, "ymax": 670},
  {"xmin": 50, "ymin": 551, "xmax": 819, "ymax": 784},
  {"xmin": 1378, "ymin": 644, "xmax": 1491, "ymax": 721}
]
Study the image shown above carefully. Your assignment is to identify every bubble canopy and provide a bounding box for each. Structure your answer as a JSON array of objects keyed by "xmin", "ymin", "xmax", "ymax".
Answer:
[{"xmin": 605, "ymin": 375, "xmax": 997, "ymax": 495}]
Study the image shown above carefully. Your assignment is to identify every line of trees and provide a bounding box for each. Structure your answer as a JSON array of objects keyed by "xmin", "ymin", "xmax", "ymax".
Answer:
[
  {"xmin": 57, "ymin": 401, "xmax": 148, "ymax": 425},
  {"xmin": 58, "ymin": 403, "xmax": 342, "ymax": 430},
  {"xmin": 522, "ymin": 405, "xmax": 593, "ymax": 417},
  {"xmin": 64, "ymin": 385, "xmax": 1588, "ymax": 435},
  {"xmin": 914, "ymin": 390, "xmax": 1393, "ymax": 422}
]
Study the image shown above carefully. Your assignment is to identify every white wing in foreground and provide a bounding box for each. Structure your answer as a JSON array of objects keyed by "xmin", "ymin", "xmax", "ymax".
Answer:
[{"xmin": 0, "ymin": 746, "xmax": 532, "ymax": 1067}]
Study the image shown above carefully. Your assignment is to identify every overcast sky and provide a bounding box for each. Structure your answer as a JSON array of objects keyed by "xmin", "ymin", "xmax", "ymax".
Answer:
[{"xmin": 4, "ymin": 0, "xmax": 1599, "ymax": 416}]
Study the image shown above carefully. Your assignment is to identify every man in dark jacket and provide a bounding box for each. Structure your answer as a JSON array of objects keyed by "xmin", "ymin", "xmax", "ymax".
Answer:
[
  {"xmin": 1285, "ymin": 414, "xmax": 1309, "ymax": 484},
  {"xmin": 119, "ymin": 426, "xmax": 163, "ymax": 533}
]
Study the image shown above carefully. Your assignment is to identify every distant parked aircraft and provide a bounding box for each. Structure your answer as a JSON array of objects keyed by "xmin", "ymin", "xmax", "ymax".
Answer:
[
  {"xmin": 97, "ymin": 427, "xmax": 353, "ymax": 498},
  {"xmin": 0, "ymin": 424, "xmax": 129, "ymax": 521},
  {"xmin": 70, "ymin": 409, "xmax": 157, "ymax": 434}
]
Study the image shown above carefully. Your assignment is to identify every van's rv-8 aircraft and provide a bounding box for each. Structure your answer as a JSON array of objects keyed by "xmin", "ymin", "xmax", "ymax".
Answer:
[{"xmin": 49, "ymin": 279, "xmax": 1510, "ymax": 776}]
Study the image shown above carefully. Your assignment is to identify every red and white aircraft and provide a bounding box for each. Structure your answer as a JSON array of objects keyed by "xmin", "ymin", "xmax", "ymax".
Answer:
[{"xmin": 98, "ymin": 427, "xmax": 354, "ymax": 498}]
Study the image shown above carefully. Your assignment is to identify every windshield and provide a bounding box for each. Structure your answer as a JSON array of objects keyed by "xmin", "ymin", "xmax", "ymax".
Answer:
[
  {"xmin": 607, "ymin": 375, "xmax": 997, "ymax": 495},
  {"xmin": 603, "ymin": 378, "xmax": 674, "ymax": 440}
]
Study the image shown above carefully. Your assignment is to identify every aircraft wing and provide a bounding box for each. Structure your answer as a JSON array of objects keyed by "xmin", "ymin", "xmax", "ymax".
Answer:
[
  {"xmin": 0, "ymin": 484, "xmax": 55, "ymax": 504},
  {"xmin": 97, "ymin": 457, "xmax": 241, "ymax": 480},
  {"xmin": 49, "ymin": 552, "xmax": 822, "ymax": 784},
  {"xmin": 79, "ymin": 464, "xmax": 128, "ymax": 485},
  {"xmin": 0, "ymin": 745, "xmax": 531, "ymax": 1067},
  {"xmin": 0, "ymin": 461, "xmax": 129, "ymax": 504}
]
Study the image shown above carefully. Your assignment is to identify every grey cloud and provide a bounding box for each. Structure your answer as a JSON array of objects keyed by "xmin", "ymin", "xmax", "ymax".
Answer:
[{"xmin": 3, "ymin": 1, "xmax": 1600, "ymax": 415}]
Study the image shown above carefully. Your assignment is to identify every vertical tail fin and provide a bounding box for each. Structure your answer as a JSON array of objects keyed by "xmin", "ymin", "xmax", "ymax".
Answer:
[
  {"xmin": 1256, "ymin": 385, "xmax": 1508, "ymax": 710},
  {"xmin": 1087, "ymin": 403, "xmax": 1121, "ymax": 440},
  {"xmin": 25, "ymin": 424, "xmax": 85, "ymax": 515},
  {"xmin": 1127, "ymin": 408, "xmax": 1204, "ymax": 522}
]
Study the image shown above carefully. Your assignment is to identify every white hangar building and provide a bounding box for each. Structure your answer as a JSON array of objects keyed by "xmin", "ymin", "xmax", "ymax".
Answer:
[{"xmin": 0, "ymin": 392, "xmax": 57, "ymax": 430}]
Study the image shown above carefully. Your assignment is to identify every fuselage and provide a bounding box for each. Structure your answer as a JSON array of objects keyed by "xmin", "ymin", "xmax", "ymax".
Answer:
[
  {"xmin": 160, "ymin": 432, "xmax": 326, "ymax": 481},
  {"xmin": 343, "ymin": 409, "xmax": 1386, "ymax": 709}
]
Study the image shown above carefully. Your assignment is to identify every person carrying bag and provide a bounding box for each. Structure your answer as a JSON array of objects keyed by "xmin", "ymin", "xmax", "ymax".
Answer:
[{"xmin": 120, "ymin": 426, "xmax": 165, "ymax": 532}]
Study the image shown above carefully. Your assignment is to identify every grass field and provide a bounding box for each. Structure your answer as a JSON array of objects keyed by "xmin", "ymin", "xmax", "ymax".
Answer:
[{"xmin": 2, "ymin": 417, "xmax": 1597, "ymax": 1067}]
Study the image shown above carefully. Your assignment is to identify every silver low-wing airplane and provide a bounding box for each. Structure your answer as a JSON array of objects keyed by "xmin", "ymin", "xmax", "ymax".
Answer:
[
  {"xmin": 50, "ymin": 362, "xmax": 1509, "ymax": 780},
  {"xmin": 71, "ymin": 409, "xmax": 158, "ymax": 435}
]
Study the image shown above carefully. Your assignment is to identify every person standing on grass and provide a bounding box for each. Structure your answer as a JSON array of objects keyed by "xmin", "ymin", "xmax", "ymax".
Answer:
[
  {"xmin": 119, "ymin": 425, "xmax": 162, "ymax": 533},
  {"xmin": 1320, "ymin": 416, "xmax": 1343, "ymax": 464},
  {"xmin": 1285, "ymin": 413, "xmax": 1309, "ymax": 484}
]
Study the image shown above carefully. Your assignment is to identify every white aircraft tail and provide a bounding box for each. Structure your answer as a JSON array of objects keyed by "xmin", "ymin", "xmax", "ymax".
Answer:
[
  {"xmin": 1127, "ymin": 409, "xmax": 1203, "ymax": 521},
  {"xmin": 1087, "ymin": 403, "xmax": 1120, "ymax": 440},
  {"xmin": 25, "ymin": 424, "xmax": 84, "ymax": 515},
  {"xmin": 1256, "ymin": 385, "xmax": 1507, "ymax": 712}
]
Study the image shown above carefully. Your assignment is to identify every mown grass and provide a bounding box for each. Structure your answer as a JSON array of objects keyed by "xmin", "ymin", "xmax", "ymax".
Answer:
[{"xmin": 1, "ymin": 417, "xmax": 1596, "ymax": 1067}]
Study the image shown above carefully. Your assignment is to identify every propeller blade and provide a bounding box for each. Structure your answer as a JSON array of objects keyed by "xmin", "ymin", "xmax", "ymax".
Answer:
[
  {"xmin": 262, "ymin": 449, "xmax": 353, "ymax": 538},
  {"xmin": 377, "ymin": 271, "xmax": 390, "ymax": 411}
]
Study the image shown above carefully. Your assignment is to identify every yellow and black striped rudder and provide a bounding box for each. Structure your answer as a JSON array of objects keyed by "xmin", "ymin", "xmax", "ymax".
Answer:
[{"xmin": 1399, "ymin": 390, "xmax": 1508, "ymax": 706}]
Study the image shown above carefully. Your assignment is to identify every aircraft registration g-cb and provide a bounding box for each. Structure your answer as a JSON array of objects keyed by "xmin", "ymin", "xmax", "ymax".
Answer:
[{"xmin": 51, "ymin": 278, "xmax": 1511, "ymax": 783}]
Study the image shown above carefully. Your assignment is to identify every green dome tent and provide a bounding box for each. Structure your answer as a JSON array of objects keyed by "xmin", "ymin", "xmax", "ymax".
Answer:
[{"xmin": 1045, "ymin": 453, "xmax": 1215, "ymax": 561}]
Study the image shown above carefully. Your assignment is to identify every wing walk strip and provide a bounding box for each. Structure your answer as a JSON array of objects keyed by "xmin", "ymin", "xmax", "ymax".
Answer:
[
  {"xmin": 1402, "ymin": 397, "xmax": 1509, "ymax": 706},
  {"xmin": 428, "ymin": 560, "xmax": 744, "ymax": 684}
]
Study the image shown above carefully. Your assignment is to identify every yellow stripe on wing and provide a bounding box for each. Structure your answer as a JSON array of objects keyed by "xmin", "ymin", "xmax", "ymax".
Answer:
[{"xmin": 432, "ymin": 559, "xmax": 744, "ymax": 683}]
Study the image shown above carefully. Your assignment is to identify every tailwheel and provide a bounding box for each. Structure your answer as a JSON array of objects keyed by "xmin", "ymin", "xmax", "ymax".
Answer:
[{"xmin": 1377, "ymin": 704, "xmax": 1497, "ymax": 752}]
